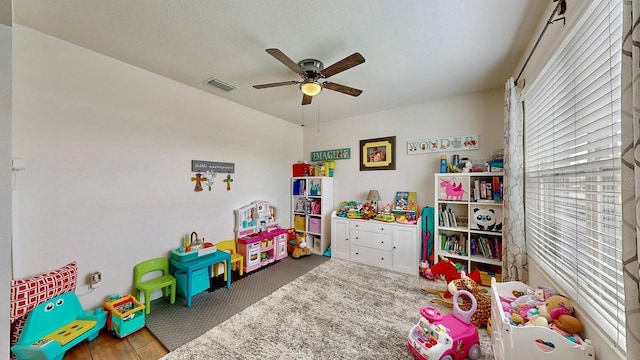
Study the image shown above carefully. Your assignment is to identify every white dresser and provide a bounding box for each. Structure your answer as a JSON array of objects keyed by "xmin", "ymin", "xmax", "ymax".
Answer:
[{"xmin": 331, "ymin": 211, "xmax": 421, "ymax": 276}]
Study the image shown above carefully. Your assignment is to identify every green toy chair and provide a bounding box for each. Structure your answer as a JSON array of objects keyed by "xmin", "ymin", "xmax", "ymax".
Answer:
[{"xmin": 134, "ymin": 257, "xmax": 176, "ymax": 314}]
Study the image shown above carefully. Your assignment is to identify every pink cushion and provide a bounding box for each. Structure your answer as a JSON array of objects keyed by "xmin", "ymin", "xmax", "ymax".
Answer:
[{"xmin": 9, "ymin": 262, "xmax": 78, "ymax": 348}]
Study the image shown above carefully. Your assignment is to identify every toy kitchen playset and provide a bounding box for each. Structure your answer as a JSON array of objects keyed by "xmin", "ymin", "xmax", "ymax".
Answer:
[{"xmin": 234, "ymin": 200, "xmax": 289, "ymax": 273}]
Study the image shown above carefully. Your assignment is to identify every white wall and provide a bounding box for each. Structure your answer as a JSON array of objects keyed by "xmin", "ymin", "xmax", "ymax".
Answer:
[
  {"xmin": 12, "ymin": 25, "xmax": 302, "ymax": 309},
  {"xmin": 303, "ymin": 90, "xmax": 505, "ymax": 210},
  {"xmin": 1, "ymin": 21, "xmax": 12, "ymax": 360}
]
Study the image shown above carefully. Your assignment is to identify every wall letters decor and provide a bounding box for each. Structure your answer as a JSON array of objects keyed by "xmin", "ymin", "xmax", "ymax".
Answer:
[{"xmin": 407, "ymin": 135, "xmax": 478, "ymax": 154}]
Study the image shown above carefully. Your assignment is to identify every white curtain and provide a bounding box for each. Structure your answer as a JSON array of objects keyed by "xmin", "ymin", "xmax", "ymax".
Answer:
[
  {"xmin": 621, "ymin": 1, "xmax": 640, "ymax": 355},
  {"xmin": 502, "ymin": 77, "xmax": 527, "ymax": 282}
]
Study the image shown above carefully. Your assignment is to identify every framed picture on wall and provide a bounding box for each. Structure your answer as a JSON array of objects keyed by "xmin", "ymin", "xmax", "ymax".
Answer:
[{"xmin": 360, "ymin": 136, "xmax": 396, "ymax": 171}]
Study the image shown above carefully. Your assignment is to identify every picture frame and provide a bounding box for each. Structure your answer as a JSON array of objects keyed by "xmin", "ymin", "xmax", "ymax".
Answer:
[{"xmin": 359, "ymin": 136, "xmax": 396, "ymax": 171}]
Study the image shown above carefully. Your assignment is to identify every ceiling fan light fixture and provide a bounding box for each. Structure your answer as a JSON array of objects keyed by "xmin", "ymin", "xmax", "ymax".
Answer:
[{"xmin": 300, "ymin": 81, "xmax": 322, "ymax": 96}]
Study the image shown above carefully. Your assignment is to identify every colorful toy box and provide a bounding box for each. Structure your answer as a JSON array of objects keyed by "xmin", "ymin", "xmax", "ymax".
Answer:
[
  {"xmin": 292, "ymin": 163, "xmax": 311, "ymax": 177},
  {"xmin": 294, "ymin": 215, "xmax": 306, "ymax": 231},
  {"xmin": 103, "ymin": 295, "xmax": 145, "ymax": 338},
  {"xmin": 308, "ymin": 218, "xmax": 321, "ymax": 234}
]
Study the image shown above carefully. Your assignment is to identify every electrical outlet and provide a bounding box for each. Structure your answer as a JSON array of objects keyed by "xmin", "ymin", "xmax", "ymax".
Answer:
[
  {"xmin": 90, "ymin": 271, "xmax": 102, "ymax": 288},
  {"xmin": 90, "ymin": 271, "xmax": 102, "ymax": 289}
]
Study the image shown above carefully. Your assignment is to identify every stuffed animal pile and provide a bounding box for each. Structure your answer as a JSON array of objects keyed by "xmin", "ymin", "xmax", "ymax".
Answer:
[{"xmin": 497, "ymin": 285, "xmax": 585, "ymax": 343}]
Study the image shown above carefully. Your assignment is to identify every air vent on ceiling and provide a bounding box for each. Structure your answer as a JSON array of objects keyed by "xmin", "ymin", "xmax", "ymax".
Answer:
[{"xmin": 205, "ymin": 77, "xmax": 236, "ymax": 92}]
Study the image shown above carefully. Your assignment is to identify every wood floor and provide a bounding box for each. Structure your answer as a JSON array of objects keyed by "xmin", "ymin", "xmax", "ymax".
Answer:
[{"xmin": 63, "ymin": 326, "xmax": 169, "ymax": 360}]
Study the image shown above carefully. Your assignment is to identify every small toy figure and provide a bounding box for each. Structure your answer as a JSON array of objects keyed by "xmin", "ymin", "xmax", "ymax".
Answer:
[
  {"xmin": 224, "ymin": 174, "xmax": 234, "ymax": 191},
  {"xmin": 191, "ymin": 173, "xmax": 205, "ymax": 192},
  {"xmin": 383, "ymin": 203, "xmax": 391, "ymax": 214}
]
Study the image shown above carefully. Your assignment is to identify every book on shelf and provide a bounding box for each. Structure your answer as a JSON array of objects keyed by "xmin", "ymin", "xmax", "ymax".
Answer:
[
  {"xmin": 441, "ymin": 233, "xmax": 466, "ymax": 255},
  {"xmin": 471, "ymin": 176, "xmax": 503, "ymax": 202},
  {"xmin": 437, "ymin": 204, "xmax": 459, "ymax": 228},
  {"xmin": 473, "ymin": 236, "xmax": 502, "ymax": 260}
]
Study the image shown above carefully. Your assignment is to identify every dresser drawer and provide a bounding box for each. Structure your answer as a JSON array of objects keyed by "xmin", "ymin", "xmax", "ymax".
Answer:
[
  {"xmin": 350, "ymin": 230, "xmax": 393, "ymax": 251},
  {"xmin": 350, "ymin": 245, "xmax": 392, "ymax": 269},
  {"xmin": 349, "ymin": 221, "xmax": 392, "ymax": 234}
]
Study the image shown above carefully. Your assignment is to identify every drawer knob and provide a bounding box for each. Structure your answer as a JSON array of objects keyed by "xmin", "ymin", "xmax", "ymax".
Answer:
[
  {"xmin": 381, "ymin": 241, "xmax": 384, "ymax": 244},
  {"xmin": 355, "ymin": 252, "xmax": 359, "ymax": 255},
  {"xmin": 381, "ymin": 257, "xmax": 384, "ymax": 260}
]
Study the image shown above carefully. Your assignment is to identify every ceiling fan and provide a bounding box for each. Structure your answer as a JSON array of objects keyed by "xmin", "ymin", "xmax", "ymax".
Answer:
[{"xmin": 253, "ymin": 48, "xmax": 365, "ymax": 105}]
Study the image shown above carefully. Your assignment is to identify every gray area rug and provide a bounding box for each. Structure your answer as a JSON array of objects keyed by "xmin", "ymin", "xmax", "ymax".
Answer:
[
  {"xmin": 161, "ymin": 258, "xmax": 493, "ymax": 360},
  {"xmin": 146, "ymin": 254, "xmax": 330, "ymax": 350}
]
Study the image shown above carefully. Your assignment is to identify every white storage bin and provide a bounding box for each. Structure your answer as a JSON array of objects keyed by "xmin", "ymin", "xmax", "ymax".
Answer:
[{"xmin": 490, "ymin": 278, "xmax": 594, "ymax": 359}]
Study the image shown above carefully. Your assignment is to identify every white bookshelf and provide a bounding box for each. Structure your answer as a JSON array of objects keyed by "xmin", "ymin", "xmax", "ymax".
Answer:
[
  {"xmin": 291, "ymin": 177, "xmax": 333, "ymax": 255},
  {"xmin": 433, "ymin": 172, "xmax": 504, "ymax": 285}
]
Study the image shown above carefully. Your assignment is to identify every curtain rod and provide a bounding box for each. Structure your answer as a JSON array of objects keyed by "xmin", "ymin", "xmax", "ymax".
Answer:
[{"xmin": 515, "ymin": 0, "xmax": 566, "ymax": 86}]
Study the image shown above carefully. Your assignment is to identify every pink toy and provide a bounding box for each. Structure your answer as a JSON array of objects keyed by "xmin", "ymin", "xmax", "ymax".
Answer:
[
  {"xmin": 439, "ymin": 179, "xmax": 467, "ymax": 201},
  {"xmin": 408, "ymin": 290, "xmax": 481, "ymax": 360}
]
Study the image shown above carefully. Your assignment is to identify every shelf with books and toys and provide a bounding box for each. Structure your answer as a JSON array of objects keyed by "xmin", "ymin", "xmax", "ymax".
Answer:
[
  {"xmin": 290, "ymin": 176, "xmax": 333, "ymax": 256},
  {"xmin": 433, "ymin": 172, "xmax": 504, "ymax": 286}
]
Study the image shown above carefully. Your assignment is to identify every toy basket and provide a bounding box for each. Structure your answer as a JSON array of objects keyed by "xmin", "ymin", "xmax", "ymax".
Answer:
[
  {"xmin": 490, "ymin": 279, "xmax": 594, "ymax": 360},
  {"xmin": 104, "ymin": 295, "xmax": 145, "ymax": 338}
]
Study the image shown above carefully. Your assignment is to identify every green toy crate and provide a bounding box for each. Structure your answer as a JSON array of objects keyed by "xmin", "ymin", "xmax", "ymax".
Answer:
[{"xmin": 104, "ymin": 295, "xmax": 145, "ymax": 338}]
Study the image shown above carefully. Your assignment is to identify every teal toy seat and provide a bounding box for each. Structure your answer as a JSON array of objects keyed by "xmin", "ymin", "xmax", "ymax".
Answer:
[{"xmin": 10, "ymin": 292, "xmax": 107, "ymax": 360}]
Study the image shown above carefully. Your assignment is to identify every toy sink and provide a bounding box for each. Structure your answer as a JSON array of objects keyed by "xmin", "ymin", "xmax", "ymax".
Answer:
[{"xmin": 170, "ymin": 245, "xmax": 217, "ymax": 263}]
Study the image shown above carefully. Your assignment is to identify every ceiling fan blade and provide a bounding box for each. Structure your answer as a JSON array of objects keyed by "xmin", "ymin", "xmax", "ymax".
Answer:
[
  {"xmin": 266, "ymin": 48, "xmax": 304, "ymax": 74},
  {"xmin": 320, "ymin": 53, "xmax": 365, "ymax": 78},
  {"xmin": 253, "ymin": 81, "xmax": 299, "ymax": 89},
  {"xmin": 323, "ymin": 82, "xmax": 363, "ymax": 97},
  {"xmin": 302, "ymin": 94, "xmax": 312, "ymax": 105}
]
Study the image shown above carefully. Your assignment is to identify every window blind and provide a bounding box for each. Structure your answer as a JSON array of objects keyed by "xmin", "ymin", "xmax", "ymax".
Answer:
[{"xmin": 524, "ymin": 0, "xmax": 624, "ymax": 349}]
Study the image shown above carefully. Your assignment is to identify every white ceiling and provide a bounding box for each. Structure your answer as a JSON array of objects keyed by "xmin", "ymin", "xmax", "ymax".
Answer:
[{"xmin": 12, "ymin": 0, "xmax": 548, "ymax": 125}]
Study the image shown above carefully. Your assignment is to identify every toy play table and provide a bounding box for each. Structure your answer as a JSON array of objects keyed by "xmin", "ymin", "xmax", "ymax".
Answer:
[{"xmin": 169, "ymin": 250, "xmax": 231, "ymax": 307}]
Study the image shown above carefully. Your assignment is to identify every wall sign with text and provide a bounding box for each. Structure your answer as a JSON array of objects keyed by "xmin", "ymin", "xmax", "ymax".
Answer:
[
  {"xmin": 191, "ymin": 160, "xmax": 235, "ymax": 173},
  {"xmin": 311, "ymin": 148, "xmax": 351, "ymax": 161},
  {"xmin": 407, "ymin": 135, "xmax": 478, "ymax": 154}
]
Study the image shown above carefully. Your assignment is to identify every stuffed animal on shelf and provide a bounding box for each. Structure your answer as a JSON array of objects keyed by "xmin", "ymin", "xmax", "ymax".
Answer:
[
  {"xmin": 447, "ymin": 277, "xmax": 492, "ymax": 328},
  {"xmin": 290, "ymin": 233, "xmax": 311, "ymax": 259}
]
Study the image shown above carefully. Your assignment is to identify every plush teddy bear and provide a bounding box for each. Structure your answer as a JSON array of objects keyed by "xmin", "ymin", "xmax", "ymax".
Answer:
[
  {"xmin": 361, "ymin": 202, "xmax": 376, "ymax": 220},
  {"xmin": 447, "ymin": 277, "xmax": 491, "ymax": 328},
  {"xmin": 538, "ymin": 295, "xmax": 583, "ymax": 334},
  {"xmin": 290, "ymin": 233, "xmax": 311, "ymax": 259}
]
